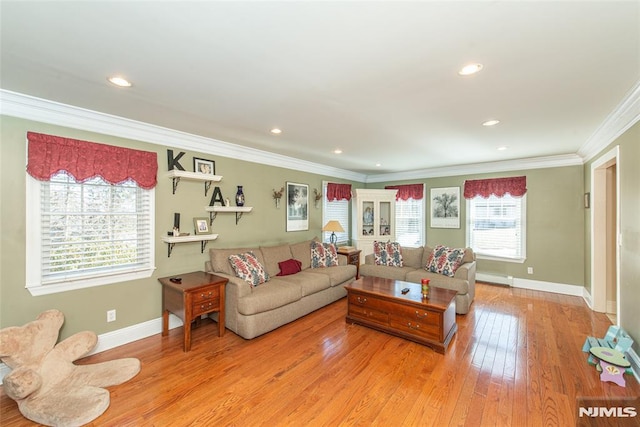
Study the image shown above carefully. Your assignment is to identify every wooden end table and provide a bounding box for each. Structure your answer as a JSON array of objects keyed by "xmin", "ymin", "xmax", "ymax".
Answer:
[
  {"xmin": 345, "ymin": 276, "xmax": 458, "ymax": 353},
  {"xmin": 337, "ymin": 247, "xmax": 362, "ymax": 279},
  {"xmin": 158, "ymin": 271, "xmax": 228, "ymax": 352}
]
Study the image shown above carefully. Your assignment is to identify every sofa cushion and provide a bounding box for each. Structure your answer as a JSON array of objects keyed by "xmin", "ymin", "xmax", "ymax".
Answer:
[
  {"xmin": 290, "ymin": 240, "xmax": 313, "ymax": 270},
  {"xmin": 229, "ymin": 252, "xmax": 270, "ymax": 287},
  {"xmin": 236, "ymin": 280, "xmax": 302, "ymax": 315},
  {"xmin": 310, "ymin": 242, "xmax": 338, "ymax": 268},
  {"xmin": 373, "ymin": 241, "xmax": 403, "ymax": 267},
  {"xmin": 400, "ymin": 246, "xmax": 424, "ymax": 269},
  {"xmin": 359, "ymin": 264, "xmax": 414, "ymax": 281},
  {"xmin": 276, "ymin": 270, "xmax": 331, "ymax": 296},
  {"xmin": 260, "ymin": 244, "xmax": 294, "ymax": 277},
  {"xmin": 426, "ymin": 245, "xmax": 465, "ymax": 277},
  {"xmin": 210, "ymin": 247, "xmax": 260, "ymax": 276},
  {"xmin": 306, "ymin": 265, "xmax": 356, "ymax": 287},
  {"xmin": 277, "ymin": 259, "xmax": 302, "ymax": 276}
]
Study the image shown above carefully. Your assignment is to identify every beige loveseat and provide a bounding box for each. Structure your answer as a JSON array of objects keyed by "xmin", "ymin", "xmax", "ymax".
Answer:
[
  {"xmin": 359, "ymin": 246, "xmax": 476, "ymax": 314},
  {"xmin": 205, "ymin": 239, "xmax": 357, "ymax": 339}
]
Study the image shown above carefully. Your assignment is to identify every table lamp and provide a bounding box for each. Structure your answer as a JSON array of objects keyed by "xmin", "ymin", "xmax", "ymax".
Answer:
[{"xmin": 322, "ymin": 220, "xmax": 344, "ymax": 245}]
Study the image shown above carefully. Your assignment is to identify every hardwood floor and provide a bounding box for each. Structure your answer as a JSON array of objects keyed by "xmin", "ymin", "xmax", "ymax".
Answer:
[{"xmin": 2, "ymin": 283, "xmax": 639, "ymax": 426}]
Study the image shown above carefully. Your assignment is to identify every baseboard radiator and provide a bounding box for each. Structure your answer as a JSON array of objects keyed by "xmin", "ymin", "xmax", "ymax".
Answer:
[{"xmin": 476, "ymin": 272, "xmax": 514, "ymax": 286}]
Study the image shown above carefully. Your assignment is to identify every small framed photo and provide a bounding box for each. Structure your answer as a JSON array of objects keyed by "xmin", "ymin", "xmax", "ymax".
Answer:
[
  {"xmin": 193, "ymin": 217, "xmax": 211, "ymax": 235},
  {"xmin": 193, "ymin": 157, "xmax": 215, "ymax": 175}
]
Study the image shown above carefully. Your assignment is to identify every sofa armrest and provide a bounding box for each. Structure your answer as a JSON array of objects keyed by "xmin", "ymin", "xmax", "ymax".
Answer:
[
  {"xmin": 454, "ymin": 260, "xmax": 476, "ymax": 283},
  {"xmin": 337, "ymin": 253, "xmax": 348, "ymax": 266},
  {"xmin": 364, "ymin": 253, "xmax": 375, "ymax": 265}
]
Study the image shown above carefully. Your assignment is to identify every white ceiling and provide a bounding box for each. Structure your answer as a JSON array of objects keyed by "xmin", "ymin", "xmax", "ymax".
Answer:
[{"xmin": 1, "ymin": 1, "xmax": 639, "ymax": 176}]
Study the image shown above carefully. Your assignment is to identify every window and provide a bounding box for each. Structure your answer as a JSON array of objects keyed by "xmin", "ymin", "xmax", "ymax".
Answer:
[
  {"xmin": 466, "ymin": 194, "xmax": 526, "ymax": 262},
  {"xmin": 26, "ymin": 173, "xmax": 155, "ymax": 295},
  {"xmin": 322, "ymin": 181, "xmax": 350, "ymax": 244},
  {"xmin": 395, "ymin": 196, "xmax": 424, "ymax": 247}
]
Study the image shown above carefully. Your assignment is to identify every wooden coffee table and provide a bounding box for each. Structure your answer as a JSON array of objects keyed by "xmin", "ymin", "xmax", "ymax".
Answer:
[{"xmin": 345, "ymin": 276, "xmax": 458, "ymax": 353}]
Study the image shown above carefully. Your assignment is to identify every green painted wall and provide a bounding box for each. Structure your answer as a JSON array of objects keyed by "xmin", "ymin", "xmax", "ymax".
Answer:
[
  {"xmin": 584, "ymin": 121, "xmax": 640, "ymax": 354},
  {"xmin": 0, "ymin": 115, "xmax": 358, "ymax": 338},
  {"xmin": 368, "ymin": 165, "xmax": 586, "ymax": 286}
]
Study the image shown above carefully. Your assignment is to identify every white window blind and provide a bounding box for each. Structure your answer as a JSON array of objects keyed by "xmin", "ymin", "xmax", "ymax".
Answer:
[
  {"xmin": 27, "ymin": 172, "xmax": 154, "ymax": 294},
  {"xmin": 322, "ymin": 182, "xmax": 349, "ymax": 244},
  {"xmin": 467, "ymin": 194, "xmax": 526, "ymax": 262},
  {"xmin": 395, "ymin": 197, "xmax": 424, "ymax": 247}
]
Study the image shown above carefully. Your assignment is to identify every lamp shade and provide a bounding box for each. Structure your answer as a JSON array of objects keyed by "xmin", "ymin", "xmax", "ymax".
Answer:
[{"xmin": 322, "ymin": 220, "xmax": 344, "ymax": 233}]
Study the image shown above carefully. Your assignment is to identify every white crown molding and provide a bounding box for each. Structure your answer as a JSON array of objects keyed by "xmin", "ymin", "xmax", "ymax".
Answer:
[
  {"xmin": 2, "ymin": 87, "xmax": 632, "ymax": 185},
  {"xmin": 365, "ymin": 153, "xmax": 583, "ymax": 183},
  {"xmin": 0, "ymin": 90, "xmax": 367, "ymax": 183},
  {"xmin": 578, "ymin": 79, "xmax": 640, "ymax": 162}
]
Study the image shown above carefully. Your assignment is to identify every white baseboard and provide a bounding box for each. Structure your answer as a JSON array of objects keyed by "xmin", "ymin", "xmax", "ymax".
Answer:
[
  {"xmin": 1, "ymin": 314, "xmax": 183, "ymax": 384},
  {"xmin": 512, "ymin": 277, "xmax": 585, "ymax": 296}
]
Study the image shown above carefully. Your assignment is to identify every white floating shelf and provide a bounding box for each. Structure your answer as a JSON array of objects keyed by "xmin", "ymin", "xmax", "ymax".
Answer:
[
  {"xmin": 161, "ymin": 234, "xmax": 219, "ymax": 257},
  {"xmin": 167, "ymin": 169, "xmax": 222, "ymax": 195},
  {"xmin": 205, "ymin": 206, "xmax": 253, "ymax": 224}
]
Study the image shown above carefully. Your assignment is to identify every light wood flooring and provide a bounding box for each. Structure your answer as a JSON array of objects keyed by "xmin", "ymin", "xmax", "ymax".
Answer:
[{"xmin": 1, "ymin": 283, "xmax": 639, "ymax": 426}]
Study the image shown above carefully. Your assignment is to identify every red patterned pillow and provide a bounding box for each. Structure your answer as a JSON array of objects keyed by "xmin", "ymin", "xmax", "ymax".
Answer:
[
  {"xmin": 426, "ymin": 245, "xmax": 465, "ymax": 277},
  {"xmin": 277, "ymin": 258, "xmax": 302, "ymax": 276},
  {"xmin": 373, "ymin": 241, "xmax": 403, "ymax": 267},
  {"xmin": 228, "ymin": 252, "xmax": 270, "ymax": 286},
  {"xmin": 310, "ymin": 241, "xmax": 338, "ymax": 268}
]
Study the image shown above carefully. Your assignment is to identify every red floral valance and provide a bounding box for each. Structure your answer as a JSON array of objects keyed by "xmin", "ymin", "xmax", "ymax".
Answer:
[
  {"xmin": 26, "ymin": 132, "xmax": 158, "ymax": 189},
  {"xmin": 385, "ymin": 183, "xmax": 424, "ymax": 201},
  {"xmin": 463, "ymin": 176, "xmax": 526, "ymax": 199},
  {"xmin": 326, "ymin": 183, "xmax": 352, "ymax": 201}
]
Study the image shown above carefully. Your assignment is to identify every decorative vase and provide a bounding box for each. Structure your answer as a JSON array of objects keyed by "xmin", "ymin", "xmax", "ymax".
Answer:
[
  {"xmin": 235, "ymin": 186, "xmax": 245, "ymax": 207},
  {"xmin": 421, "ymin": 278, "xmax": 430, "ymax": 298}
]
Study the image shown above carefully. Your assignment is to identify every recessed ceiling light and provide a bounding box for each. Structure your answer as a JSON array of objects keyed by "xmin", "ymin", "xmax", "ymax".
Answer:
[
  {"xmin": 333, "ymin": 149, "xmax": 343, "ymax": 154},
  {"xmin": 375, "ymin": 163, "xmax": 382, "ymax": 167},
  {"xmin": 270, "ymin": 128, "xmax": 282, "ymax": 135},
  {"xmin": 458, "ymin": 63, "xmax": 483, "ymax": 76},
  {"xmin": 497, "ymin": 146, "xmax": 508, "ymax": 151},
  {"xmin": 482, "ymin": 119, "xmax": 500, "ymax": 126},
  {"xmin": 107, "ymin": 76, "xmax": 132, "ymax": 87}
]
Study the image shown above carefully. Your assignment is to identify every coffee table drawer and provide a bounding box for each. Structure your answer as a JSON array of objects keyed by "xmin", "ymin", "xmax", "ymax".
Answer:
[
  {"xmin": 348, "ymin": 293, "xmax": 390, "ymax": 312},
  {"xmin": 389, "ymin": 314, "xmax": 440, "ymax": 341},
  {"xmin": 390, "ymin": 304, "xmax": 441, "ymax": 327},
  {"xmin": 349, "ymin": 304, "xmax": 389, "ymax": 324}
]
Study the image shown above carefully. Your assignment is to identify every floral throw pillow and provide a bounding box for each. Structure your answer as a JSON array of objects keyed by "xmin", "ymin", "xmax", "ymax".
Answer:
[
  {"xmin": 426, "ymin": 245, "xmax": 465, "ymax": 277},
  {"xmin": 228, "ymin": 252, "xmax": 270, "ymax": 287},
  {"xmin": 310, "ymin": 241, "xmax": 339, "ymax": 268},
  {"xmin": 373, "ymin": 241, "xmax": 403, "ymax": 267}
]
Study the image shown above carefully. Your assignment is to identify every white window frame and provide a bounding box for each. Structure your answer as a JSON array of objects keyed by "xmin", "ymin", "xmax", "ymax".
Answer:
[
  {"xmin": 321, "ymin": 181, "xmax": 350, "ymax": 244},
  {"xmin": 465, "ymin": 194, "xmax": 527, "ymax": 263},
  {"xmin": 394, "ymin": 192, "xmax": 425, "ymax": 248},
  {"xmin": 25, "ymin": 173, "xmax": 155, "ymax": 296}
]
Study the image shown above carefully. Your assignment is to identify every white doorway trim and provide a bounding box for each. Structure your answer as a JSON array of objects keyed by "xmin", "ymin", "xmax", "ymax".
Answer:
[{"xmin": 589, "ymin": 145, "xmax": 620, "ymax": 317}]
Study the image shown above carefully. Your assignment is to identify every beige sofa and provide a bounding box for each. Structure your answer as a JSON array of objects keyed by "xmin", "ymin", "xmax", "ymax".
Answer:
[
  {"xmin": 205, "ymin": 239, "xmax": 357, "ymax": 339},
  {"xmin": 359, "ymin": 246, "xmax": 476, "ymax": 314}
]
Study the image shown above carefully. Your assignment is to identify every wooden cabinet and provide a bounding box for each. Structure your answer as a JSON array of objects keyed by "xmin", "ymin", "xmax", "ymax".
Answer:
[{"xmin": 351, "ymin": 189, "xmax": 397, "ymax": 260}]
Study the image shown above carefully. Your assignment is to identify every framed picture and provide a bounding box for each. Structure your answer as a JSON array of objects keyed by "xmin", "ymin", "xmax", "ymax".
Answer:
[
  {"xmin": 286, "ymin": 182, "xmax": 309, "ymax": 231},
  {"xmin": 430, "ymin": 187, "xmax": 460, "ymax": 228},
  {"xmin": 193, "ymin": 157, "xmax": 215, "ymax": 175},
  {"xmin": 193, "ymin": 217, "xmax": 211, "ymax": 235}
]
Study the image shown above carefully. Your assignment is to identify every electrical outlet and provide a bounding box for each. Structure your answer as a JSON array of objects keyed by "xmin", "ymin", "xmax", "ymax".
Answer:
[
  {"xmin": 527, "ymin": 267, "xmax": 534, "ymax": 275},
  {"xmin": 107, "ymin": 309, "xmax": 116, "ymax": 323}
]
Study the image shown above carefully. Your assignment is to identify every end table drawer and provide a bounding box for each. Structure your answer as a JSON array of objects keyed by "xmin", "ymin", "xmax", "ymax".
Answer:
[
  {"xmin": 192, "ymin": 298, "xmax": 220, "ymax": 316},
  {"xmin": 193, "ymin": 286, "xmax": 220, "ymax": 303}
]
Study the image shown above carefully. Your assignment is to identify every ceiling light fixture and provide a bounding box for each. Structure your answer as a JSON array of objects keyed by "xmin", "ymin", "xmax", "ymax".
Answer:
[
  {"xmin": 107, "ymin": 76, "xmax": 132, "ymax": 87},
  {"xmin": 497, "ymin": 146, "xmax": 508, "ymax": 151},
  {"xmin": 458, "ymin": 63, "xmax": 483, "ymax": 76},
  {"xmin": 333, "ymin": 149, "xmax": 343, "ymax": 154},
  {"xmin": 482, "ymin": 119, "xmax": 500, "ymax": 126},
  {"xmin": 270, "ymin": 128, "xmax": 282, "ymax": 135},
  {"xmin": 375, "ymin": 163, "xmax": 382, "ymax": 167}
]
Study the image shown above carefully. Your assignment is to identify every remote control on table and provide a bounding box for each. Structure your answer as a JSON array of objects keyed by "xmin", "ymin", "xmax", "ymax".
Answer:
[{"xmin": 401, "ymin": 287, "xmax": 410, "ymax": 294}]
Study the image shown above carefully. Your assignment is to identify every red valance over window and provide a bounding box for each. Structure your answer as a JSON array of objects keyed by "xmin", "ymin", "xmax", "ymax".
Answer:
[
  {"xmin": 26, "ymin": 132, "xmax": 158, "ymax": 189},
  {"xmin": 463, "ymin": 176, "xmax": 526, "ymax": 199},
  {"xmin": 326, "ymin": 183, "xmax": 352, "ymax": 201},
  {"xmin": 385, "ymin": 183, "xmax": 424, "ymax": 201}
]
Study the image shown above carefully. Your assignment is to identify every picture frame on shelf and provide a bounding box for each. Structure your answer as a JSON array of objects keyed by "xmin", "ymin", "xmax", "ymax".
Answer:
[
  {"xmin": 430, "ymin": 187, "xmax": 460, "ymax": 229},
  {"xmin": 286, "ymin": 182, "xmax": 309, "ymax": 231},
  {"xmin": 193, "ymin": 217, "xmax": 211, "ymax": 235},
  {"xmin": 193, "ymin": 157, "xmax": 215, "ymax": 175}
]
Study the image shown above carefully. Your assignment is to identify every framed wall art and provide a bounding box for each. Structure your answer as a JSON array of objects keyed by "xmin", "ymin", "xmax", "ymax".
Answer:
[
  {"xmin": 430, "ymin": 187, "xmax": 460, "ymax": 228},
  {"xmin": 193, "ymin": 157, "xmax": 215, "ymax": 175},
  {"xmin": 286, "ymin": 182, "xmax": 309, "ymax": 231},
  {"xmin": 193, "ymin": 217, "xmax": 211, "ymax": 235}
]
